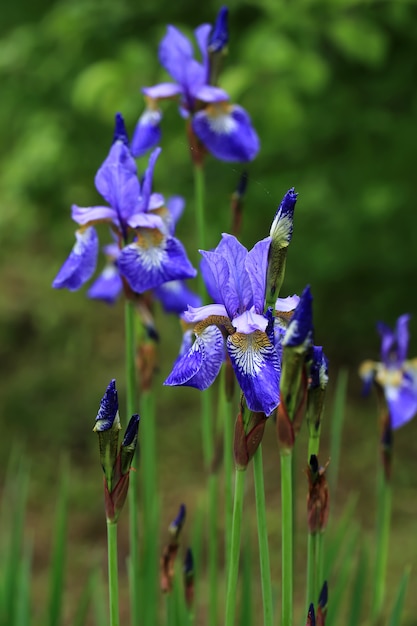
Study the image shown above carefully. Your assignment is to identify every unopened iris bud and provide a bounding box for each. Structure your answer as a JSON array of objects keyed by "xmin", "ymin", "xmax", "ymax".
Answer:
[
  {"xmin": 183, "ymin": 547, "xmax": 194, "ymax": 608},
  {"xmin": 120, "ymin": 414, "xmax": 140, "ymax": 475},
  {"xmin": 306, "ymin": 603, "xmax": 316, "ymax": 626},
  {"xmin": 307, "ymin": 346, "xmax": 329, "ymax": 449},
  {"xmin": 233, "ymin": 398, "xmax": 267, "ymax": 469},
  {"xmin": 265, "ymin": 188, "xmax": 298, "ymax": 308},
  {"xmin": 169, "ymin": 503, "xmax": 186, "ymax": 541},
  {"xmin": 283, "ymin": 285, "xmax": 313, "ymax": 352},
  {"xmin": 113, "ymin": 112, "xmax": 129, "ymax": 145},
  {"xmin": 306, "ymin": 455, "xmax": 329, "ymax": 534},
  {"xmin": 93, "ymin": 379, "xmax": 121, "ymax": 491},
  {"xmin": 208, "ymin": 6, "xmax": 229, "ymax": 85}
]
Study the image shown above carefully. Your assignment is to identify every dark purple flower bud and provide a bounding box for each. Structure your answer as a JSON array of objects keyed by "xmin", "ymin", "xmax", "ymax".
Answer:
[
  {"xmin": 113, "ymin": 112, "xmax": 129, "ymax": 146},
  {"xmin": 120, "ymin": 414, "xmax": 140, "ymax": 475},
  {"xmin": 94, "ymin": 379, "xmax": 120, "ymax": 432},
  {"xmin": 93, "ymin": 379, "xmax": 121, "ymax": 492},
  {"xmin": 283, "ymin": 285, "xmax": 313, "ymax": 350},
  {"xmin": 208, "ymin": 7, "xmax": 229, "ymax": 53},
  {"xmin": 317, "ymin": 581, "xmax": 328, "ymax": 625},
  {"xmin": 169, "ymin": 503, "xmax": 186, "ymax": 540},
  {"xmin": 309, "ymin": 346, "xmax": 329, "ymax": 390},
  {"xmin": 270, "ymin": 187, "xmax": 298, "ymax": 247},
  {"xmin": 306, "ymin": 603, "xmax": 316, "ymax": 626},
  {"xmin": 318, "ymin": 580, "xmax": 328, "ymax": 609},
  {"xmin": 184, "ymin": 547, "xmax": 194, "ymax": 577}
]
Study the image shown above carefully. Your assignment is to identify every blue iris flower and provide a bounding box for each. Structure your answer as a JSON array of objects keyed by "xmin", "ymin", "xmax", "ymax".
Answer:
[
  {"xmin": 360, "ymin": 314, "xmax": 417, "ymax": 429},
  {"xmin": 164, "ymin": 233, "xmax": 299, "ymax": 415},
  {"xmin": 53, "ymin": 114, "xmax": 196, "ymax": 296},
  {"xmin": 131, "ymin": 8, "xmax": 259, "ymax": 163}
]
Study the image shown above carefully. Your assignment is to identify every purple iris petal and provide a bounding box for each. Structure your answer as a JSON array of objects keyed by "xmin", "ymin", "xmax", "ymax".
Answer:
[
  {"xmin": 386, "ymin": 377, "xmax": 417, "ymax": 429},
  {"xmin": 199, "ymin": 249, "xmax": 230, "ymax": 307},
  {"xmin": 127, "ymin": 212, "xmax": 165, "ymax": 230},
  {"xmin": 154, "ymin": 280, "xmax": 201, "ymax": 315},
  {"xmin": 200, "ymin": 255, "xmax": 224, "ymax": 304},
  {"xmin": 192, "ymin": 85, "xmax": 229, "ymax": 103},
  {"xmin": 142, "ymin": 83, "xmax": 183, "ymax": 99},
  {"xmin": 245, "ymin": 237, "xmax": 271, "ymax": 313},
  {"xmin": 166, "ymin": 196, "xmax": 185, "ymax": 234},
  {"xmin": 164, "ymin": 325, "xmax": 225, "ymax": 390},
  {"xmin": 227, "ymin": 331, "xmax": 280, "ymax": 415},
  {"xmin": 94, "ymin": 379, "xmax": 119, "ymax": 431},
  {"xmin": 113, "ymin": 112, "xmax": 129, "ymax": 145},
  {"xmin": 52, "ymin": 227, "xmax": 99, "ymax": 291},
  {"xmin": 139, "ymin": 147, "xmax": 161, "ymax": 214},
  {"xmin": 94, "ymin": 140, "xmax": 140, "ymax": 226},
  {"xmin": 192, "ymin": 104, "xmax": 260, "ymax": 162},
  {"xmin": 283, "ymin": 285, "xmax": 313, "ymax": 349},
  {"xmin": 131, "ymin": 109, "xmax": 162, "ymax": 157},
  {"xmin": 232, "ymin": 308, "xmax": 268, "ymax": 334},
  {"xmin": 215, "ymin": 234, "xmax": 253, "ymax": 318},
  {"xmin": 118, "ymin": 233, "xmax": 196, "ymax": 294},
  {"xmin": 159, "ymin": 25, "xmax": 194, "ymax": 86},
  {"xmin": 276, "ymin": 295, "xmax": 300, "ymax": 312},
  {"xmin": 208, "ymin": 7, "xmax": 229, "ymax": 53},
  {"xmin": 395, "ymin": 314, "xmax": 410, "ymax": 363},
  {"xmin": 71, "ymin": 204, "xmax": 118, "ymax": 227},
  {"xmin": 194, "ymin": 23, "xmax": 211, "ymax": 72},
  {"xmin": 183, "ymin": 303, "xmax": 229, "ymax": 324},
  {"xmin": 87, "ymin": 264, "xmax": 123, "ymax": 304}
]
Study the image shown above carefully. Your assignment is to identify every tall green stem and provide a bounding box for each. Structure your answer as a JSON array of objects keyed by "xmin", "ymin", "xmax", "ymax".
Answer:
[
  {"xmin": 107, "ymin": 521, "xmax": 120, "ymax": 626},
  {"xmin": 281, "ymin": 452, "xmax": 293, "ymax": 626},
  {"xmin": 124, "ymin": 300, "xmax": 139, "ymax": 626},
  {"xmin": 208, "ymin": 474, "xmax": 218, "ymax": 626},
  {"xmin": 225, "ymin": 469, "xmax": 246, "ymax": 626},
  {"xmin": 222, "ymin": 371, "xmax": 233, "ymax": 571},
  {"xmin": 253, "ymin": 446, "xmax": 274, "ymax": 626},
  {"xmin": 372, "ymin": 471, "xmax": 392, "ymax": 621},
  {"xmin": 306, "ymin": 532, "xmax": 317, "ymax": 612}
]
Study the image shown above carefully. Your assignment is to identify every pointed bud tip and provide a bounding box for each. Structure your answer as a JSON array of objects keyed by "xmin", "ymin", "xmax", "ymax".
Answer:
[
  {"xmin": 94, "ymin": 379, "xmax": 120, "ymax": 432},
  {"xmin": 319, "ymin": 580, "xmax": 328, "ymax": 607},
  {"xmin": 309, "ymin": 454, "xmax": 319, "ymax": 474},
  {"xmin": 113, "ymin": 113, "xmax": 129, "ymax": 146},
  {"xmin": 169, "ymin": 503, "xmax": 186, "ymax": 537},
  {"xmin": 122, "ymin": 414, "xmax": 140, "ymax": 447},
  {"xmin": 209, "ymin": 6, "xmax": 229, "ymax": 53},
  {"xmin": 184, "ymin": 547, "xmax": 194, "ymax": 575}
]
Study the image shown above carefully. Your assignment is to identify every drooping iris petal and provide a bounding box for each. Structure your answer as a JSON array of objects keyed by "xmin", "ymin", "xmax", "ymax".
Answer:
[
  {"xmin": 385, "ymin": 376, "xmax": 417, "ymax": 429},
  {"xmin": 118, "ymin": 231, "xmax": 196, "ymax": 294},
  {"xmin": 227, "ymin": 330, "xmax": 280, "ymax": 415},
  {"xmin": 94, "ymin": 140, "xmax": 140, "ymax": 226},
  {"xmin": 87, "ymin": 264, "xmax": 123, "ymax": 304},
  {"xmin": 164, "ymin": 326, "xmax": 225, "ymax": 390},
  {"xmin": 192, "ymin": 104, "xmax": 260, "ymax": 162},
  {"xmin": 131, "ymin": 108, "xmax": 162, "ymax": 157},
  {"xmin": 154, "ymin": 280, "xmax": 201, "ymax": 314},
  {"xmin": 52, "ymin": 227, "xmax": 99, "ymax": 291},
  {"xmin": 244, "ymin": 237, "xmax": 271, "ymax": 313}
]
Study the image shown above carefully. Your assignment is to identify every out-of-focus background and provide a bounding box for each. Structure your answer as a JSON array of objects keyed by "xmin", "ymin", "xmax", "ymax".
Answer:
[{"xmin": 1, "ymin": 0, "xmax": 417, "ymax": 623}]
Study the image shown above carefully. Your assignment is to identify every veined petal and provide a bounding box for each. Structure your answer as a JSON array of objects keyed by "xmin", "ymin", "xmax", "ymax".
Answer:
[
  {"xmin": 215, "ymin": 234, "xmax": 252, "ymax": 317},
  {"xmin": 194, "ymin": 23, "xmax": 211, "ymax": 73},
  {"xmin": 227, "ymin": 330, "xmax": 280, "ymax": 416},
  {"xmin": 159, "ymin": 25, "xmax": 194, "ymax": 86},
  {"xmin": 183, "ymin": 303, "xmax": 228, "ymax": 324},
  {"xmin": 164, "ymin": 325, "xmax": 224, "ymax": 390},
  {"xmin": 87, "ymin": 264, "xmax": 123, "ymax": 305},
  {"xmin": 95, "ymin": 141, "xmax": 140, "ymax": 225},
  {"xmin": 192, "ymin": 104, "xmax": 260, "ymax": 162},
  {"xmin": 52, "ymin": 227, "xmax": 98, "ymax": 291},
  {"xmin": 142, "ymin": 83, "xmax": 182, "ymax": 99},
  {"xmin": 154, "ymin": 280, "xmax": 201, "ymax": 315},
  {"xmin": 118, "ymin": 231, "xmax": 196, "ymax": 294},
  {"xmin": 245, "ymin": 237, "xmax": 271, "ymax": 313},
  {"xmin": 276, "ymin": 294, "xmax": 300, "ymax": 312},
  {"xmin": 199, "ymin": 249, "xmax": 230, "ymax": 307},
  {"xmin": 131, "ymin": 108, "xmax": 162, "ymax": 157},
  {"xmin": 71, "ymin": 204, "xmax": 118, "ymax": 227}
]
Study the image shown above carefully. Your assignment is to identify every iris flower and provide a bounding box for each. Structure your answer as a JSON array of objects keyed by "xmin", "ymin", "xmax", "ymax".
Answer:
[
  {"xmin": 132, "ymin": 8, "xmax": 259, "ymax": 163},
  {"xmin": 359, "ymin": 314, "xmax": 417, "ymax": 429},
  {"xmin": 165, "ymin": 233, "xmax": 298, "ymax": 415},
  {"xmin": 53, "ymin": 114, "xmax": 196, "ymax": 295}
]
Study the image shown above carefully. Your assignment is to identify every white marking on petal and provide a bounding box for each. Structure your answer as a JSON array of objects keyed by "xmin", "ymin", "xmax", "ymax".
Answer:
[
  {"xmin": 270, "ymin": 213, "xmax": 293, "ymax": 247},
  {"xmin": 207, "ymin": 109, "xmax": 237, "ymax": 135},
  {"xmin": 101, "ymin": 265, "xmax": 119, "ymax": 279},
  {"xmin": 228, "ymin": 332, "xmax": 272, "ymax": 377},
  {"xmin": 74, "ymin": 228, "xmax": 93, "ymax": 255},
  {"xmin": 140, "ymin": 108, "xmax": 162, "ymax": 127}
]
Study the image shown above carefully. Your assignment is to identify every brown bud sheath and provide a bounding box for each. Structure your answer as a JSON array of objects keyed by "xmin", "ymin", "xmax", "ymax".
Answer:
[
  {"xmin": 277, "ymin": 399, "xmax": 295, "ymax": 453},
  {"xmin": 233, "ymin": 411, "xmax": 249, "ymax": 470},
  {"xmin": 136, "ymin": 341, "xmax": 157, "ymax": 392},
  {"xmin": 245, "ymin": 412, "xmax": 267, "ymax": 462},
  {"xmin": 306, "ymin": 456, "xmax": 330, "ymax": 533},
  {"xmin": 160, "ymin": 543, "xmax": 179, "ymax": 593}
]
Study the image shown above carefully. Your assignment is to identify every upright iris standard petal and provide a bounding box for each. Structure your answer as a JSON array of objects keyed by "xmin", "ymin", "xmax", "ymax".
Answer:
[
  {"xmin": 215, "ymin": 234, "xmax": 253, "ymax": 317},
  {"xmin": 164, "ymin": 326, "xmax": 225, "ymax": 390},
  {"xmin": 208, "ymin": 6, "xmax": 229, "ymax": 53},
  {"xmin": 227, "ymin": 330, "xmax": 280, "ymax": 415},
  {"xmin": 244, "ymin": 237, "xmax": 271, "ymax": 313},
  {"xmin": 139, "ymin": 147, "xmax": 162, "ymax": 215},
  {"xmin": 87, "ymin": 264, "xmax": 123, "ymax": 304},
  {"xmin": 131, "ymin": 108, "xmax": 162, "ymax": 157},
  {"xmin": 159, "ymin": 25, "xmax": 195, "ymax": 85},
  {"xmin": 192, "ymin": 103, "xmax": 260, "ymax": 162},
  {"xmin": 52, "ymin": 227, "xmax": 99, "ymax": 291},
  {"xmin": 118, "ymin": 231, "xmax": 196, "ymax": 294},
  {"xmin": 165, "ymin": 196, "xmax": 185, "ymax": 234}
]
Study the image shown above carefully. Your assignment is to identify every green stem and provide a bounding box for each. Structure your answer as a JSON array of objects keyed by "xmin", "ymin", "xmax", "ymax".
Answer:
[
  {"xmin": 193, "ymin": 163, "xmax": 207, "ymax": 274},
  {"xmin": 124, "ymin": 300, "xmax": 140, "ymax": 626},
  {"xmin": 372, "ymin": 471, "xmax": 392, "ymax": 621},
  {"xmin": 222, "ymin": 376, "xmax": 233, "ymax": 572},
  {"xmin": 307, "ymin": 434, "xmax": 320, "ymax": 461},
  {"xmin": 280, "ymin": 452, "xmax": 293, "ymax": 626},
  {"xmin": 208, "ymin": 473, "xmax": 218, "ymax": 626},
  {"xmin": 107, "ymin": 521, "xmax": 120, "ymax": 626},
  {"xmin": 306, "ymin": 532, "xmax": 317, "ymax": 612},
  {"xmin": 225, "ymin": 469, "xmax": 246, "ymax": 626},
  {"xmin": 253, "ymin": 446, "xmax": 274, "ymax": 626}
]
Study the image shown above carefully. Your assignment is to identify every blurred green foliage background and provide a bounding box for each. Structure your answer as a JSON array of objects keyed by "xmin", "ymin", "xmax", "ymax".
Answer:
[{"xmin": 1, "ymin": 0, "xmax": 417, "ymax": 621}]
